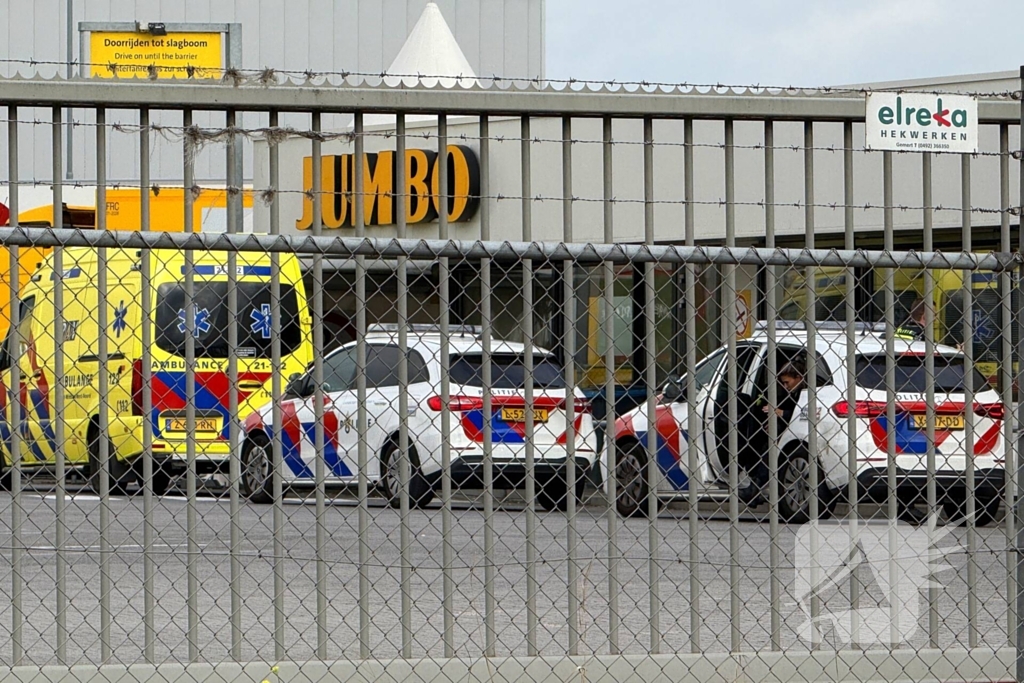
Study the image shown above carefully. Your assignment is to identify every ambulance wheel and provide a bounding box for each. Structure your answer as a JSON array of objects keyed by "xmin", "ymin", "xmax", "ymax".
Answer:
[
  {"xmin": 241, "ymin": 433, "xmax": 275, "ymax": 505},
  {"xmin": 133, "ymin": 458, "xmax": 175, "ymax": 497},
  {"xmin": 778, "ymin": 447, "xmax": 836, "ymax": 524},
  {"xmin": 88, "ymin": 427, "xmax": 133, "ymax": 496},
  {"xmin": 614, "ymin": 441, "xmax": 662, "ymax": 518},
  {"xmin": 0, "ymin": 455, "xmax": 10, "ymax": 491},
  {"xmin": 380, "ymin": 440, "xmax": 434, "ymax": 509}
]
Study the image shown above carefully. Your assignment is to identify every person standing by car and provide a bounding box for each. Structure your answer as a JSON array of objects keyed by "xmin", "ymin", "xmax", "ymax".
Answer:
[
  {"xmin": 894, "ymin": 297, "xmax": 927, "ymax": 341},
  {"xmin": 740, "ymin": 362, "xmax": 806, "ymax": 505}
]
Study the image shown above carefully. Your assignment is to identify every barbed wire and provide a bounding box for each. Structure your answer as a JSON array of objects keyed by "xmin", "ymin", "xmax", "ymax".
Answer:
[
  {"xmin": 0, "ymin": 178, "xmax": 1017, "ymax": 216},
  {"xmin": 0, "ymin": 117, "xmax": 1018, "ymax": 159},
  {"xmin": 1, "ymin": 57, "xmax": 1021, "ymax": 99}
]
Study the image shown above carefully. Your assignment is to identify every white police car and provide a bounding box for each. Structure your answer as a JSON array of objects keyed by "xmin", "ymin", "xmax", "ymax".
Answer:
[
  {"xmin": 605, "ymin": 323, "xmax": 1006, "ymax": 524},
  {"xmin": 240, "ymin": 325, "xmax": 598, "ymax": 511}
]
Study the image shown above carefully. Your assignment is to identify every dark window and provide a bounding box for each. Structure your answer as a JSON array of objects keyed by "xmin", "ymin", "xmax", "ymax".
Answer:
[
  {"xmin": 155, "ymin": 281, "xmax": 301, "ymax": 359},
  {"xmin": 365, "ymin": 345, "xmax": 431, "ymax": 388},
  {"xmin": 323, "ymin": 347, "xmax": 357, "ymax": 393},
  {"xmin": 855, "ymin": 354, "xmax": 986, "ymax": 393},
  {"xmin": 714, "ymin": 345, "xmax": 761, "ymax": 403},
  {"xmin": 450, "ymin": 353, "xmax": 565, "ymax": 389},
  {"xmin": 0, "ymin": 297, "xmax": 35, "ymax": 372}
]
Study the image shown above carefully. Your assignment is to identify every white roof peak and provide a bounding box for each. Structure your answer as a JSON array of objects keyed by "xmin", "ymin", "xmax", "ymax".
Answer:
[{"xmin": 385, "ymin": 1, "xmax": 477, "ymax": 88}]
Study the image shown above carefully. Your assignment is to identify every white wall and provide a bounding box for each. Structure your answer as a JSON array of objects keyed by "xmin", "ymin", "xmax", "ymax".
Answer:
[
  {"xmin": 0, "ymin": 0, "xmax": 545, "ymax": 194},
  {"xmin": 253, "ymin": 115, "xmax": 1019, "ymax": 245}
]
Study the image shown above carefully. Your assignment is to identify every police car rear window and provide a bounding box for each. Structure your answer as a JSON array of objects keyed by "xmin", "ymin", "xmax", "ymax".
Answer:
[
  {"xmin": 449, "ymin": 353, "xmax": 566, "ymax": 389},
  {"xmin": 156, "ymin": 282, "xmax": 302, "ymax": 359},
  {"xmin": 855, "ymin": 354, "xmax": 986, "ymax": 393}
]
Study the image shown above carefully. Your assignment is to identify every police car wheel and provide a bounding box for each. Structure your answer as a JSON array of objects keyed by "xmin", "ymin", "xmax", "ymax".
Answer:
[
  {"xmin": 779, "ymin": 448, "xmax": 835, "ymax": 524},
  {"xmin": 615, "ymin": 442, "xmax": 651, "ymax": 518},
  {"xmin": 87, "ymin": 430, "xmax": 133, "ymax": 496},
  {"xmin": 942, "ymin": 496, "xmax": 1000, "ymax": 527},
  {"xmin": 537, "ymin": 467, "xmax": 587, "ymax": 513},
  {"xmin": 241, "ymin": 434, "xmax": 275, "ymax": 504},
  {"xmin": 380, "ymin": 440, "xmax": 434, "ymax": 510}
]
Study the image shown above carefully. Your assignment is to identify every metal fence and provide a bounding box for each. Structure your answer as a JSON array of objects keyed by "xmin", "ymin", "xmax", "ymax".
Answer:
[{"xmin": 0, "ymin": 74, "xmax": 1022, "ymax": 683}]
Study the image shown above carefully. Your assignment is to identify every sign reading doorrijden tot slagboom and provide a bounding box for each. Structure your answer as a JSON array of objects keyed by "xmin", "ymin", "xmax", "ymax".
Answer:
[{"xmin": 296, "ymin": 145, "xmax": 481, "ymax": 230}]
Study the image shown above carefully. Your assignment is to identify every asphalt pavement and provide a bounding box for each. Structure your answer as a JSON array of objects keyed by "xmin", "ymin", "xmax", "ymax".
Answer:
[{"xmin": 0, "ymin": 485, "xmax": 1013, "ymax": 668}]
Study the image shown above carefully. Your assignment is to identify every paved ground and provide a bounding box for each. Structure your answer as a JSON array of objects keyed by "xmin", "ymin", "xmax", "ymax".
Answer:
[{"xmin": 0, "ymin": 484, "xmax": 1014, "ymax": 668}]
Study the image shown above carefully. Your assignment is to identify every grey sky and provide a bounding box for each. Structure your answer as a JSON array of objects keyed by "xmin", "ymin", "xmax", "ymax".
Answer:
[{"xmin": 546, "ymin": 0, "xmax": 1022, "ymax": 87}]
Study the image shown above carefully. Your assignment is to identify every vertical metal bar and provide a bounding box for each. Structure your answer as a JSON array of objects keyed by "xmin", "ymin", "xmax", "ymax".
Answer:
[
  {"xmin": 395, "ymin": 113, "xmax": 414, "ymax": 660},
  {"xmin": 842, "ymin": 122, "xmax": 860, "ymax": 645},
  {"xmin": 183, "ymin": 108, "xmax": 200, "ymax": 664},
  {"xmin": 883, "ymin": 150, "xmax": 899, "ymax": 647},
  {"xmin": 1015, "ymin": 65, "xmax": 1024, "ymax": 682},
  {"xmin": 268, "ymin": 109, "xmax": 287, "ymax": 662},
  {"xmin": 139, "ymin": 106, "xmax": 156, "ymax": 665},
  {"xmin": 520, "ymin": 114, "xmax": 538, "ymax": 657},
  {"xmin": 7, "ymin": 105, "xmax": 23, "ymax": 668},
  {"xmin": 642, "ymin": 116, "xmax": 660, "ymax": 655},
  {"xmin": 683, "ymin": 117, "xmax": 701, "ymax": 654},
  {"xmin": 999, "ymin": 123, "xmax": 1016, "ymax": 648},
  {"xmin": 923, "ymin": 151, "xmax": 938, "ymax": 648},
  {"xmin": 962, "ymin": 153, "xmax": 978, "ymax": 648},
  {"xmin": 1016, "ymin": 65, "xmax": 1024, "ymax": 682},
  {"xmin": 354, "ymin": 112, "xmax": 371, "ymax": 661},
  {"xmin": 602, "ymin": 115, "xmax": 620, "ymax": 656},
  {"xmin": 479, "ymin": 114, "xmax": 496, "ymax": 658},
  {"xmin": 51, "ymin": 105, "xmax": 68, "ymax": 666},
  {"xmin": 310, "ymin": 111, "xmax": 329, "ymax": 660},
  {"xmin": 96, "ymin": 106, "xmax": 112, "ymax": 665},
  {"xmin": 562, "ymin": 114, "xmax": 581, "ymax": 657},
  {"xmin": 724, "ymin": 118, "xmax": 741, "ymax": 653},
  {"xmin": 438, "ymin": 113, "xmax": 455, "ymax": 658},
  {"xmin": 225, "ymin": 108, "xmax": 242, "ymax": 662},
  {"xmin": 804, "ymin": 121, "xmax": 821, "ymax": 644},
  {"xmin": 765, "ymin": 119, "xmax": 781, "ymax": 651}
]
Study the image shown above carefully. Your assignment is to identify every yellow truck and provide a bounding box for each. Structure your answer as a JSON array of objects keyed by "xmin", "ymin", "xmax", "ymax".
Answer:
[
  {"xmin": 780, "ymin": 265, "xmax": 1014, "ymax": 385},
  {"xmin": 0, "ymin": 188, "xmax": 253, "ymax": 339}
]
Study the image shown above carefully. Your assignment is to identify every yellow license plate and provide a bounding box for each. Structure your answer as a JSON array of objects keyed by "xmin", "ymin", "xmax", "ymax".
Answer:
[
  {"xmin": 164, "ymin": 417, "xmax": 222, "ymax": 433},
  {"xmin": 913, "ymin": 414, "xmax": 964, "ymax": 430},
  {"xmin": 501, "ymin": 407, "xmax": 549, "ymax": 423}
]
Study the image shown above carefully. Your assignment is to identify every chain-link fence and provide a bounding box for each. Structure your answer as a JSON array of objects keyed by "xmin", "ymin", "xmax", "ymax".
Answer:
[{"xmin": 0, "ymin": 76, "xmax": 1022, "ymax": 683}]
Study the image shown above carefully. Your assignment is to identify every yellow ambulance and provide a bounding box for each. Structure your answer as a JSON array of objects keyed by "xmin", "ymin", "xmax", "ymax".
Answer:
[{"xmin": 0, "ymin": 247, "xmax": 312, "ymax": 493}]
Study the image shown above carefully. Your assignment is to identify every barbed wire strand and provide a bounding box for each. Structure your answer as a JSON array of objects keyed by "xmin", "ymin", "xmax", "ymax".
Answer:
[
  {"xmin": 0, "ymin": 179, "xmax": 1017, "ymax": 217},
  {"xmin": 0, "ymin": 118, "xmax": 1017, "ymax": 159},
  {"xmin": 1, "ymin": 57, "xmax": 1021, "ymax": 99}
]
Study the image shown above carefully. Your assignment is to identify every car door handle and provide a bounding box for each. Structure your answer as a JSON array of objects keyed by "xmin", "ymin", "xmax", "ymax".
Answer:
[
  {"xmin": 238, "ymin": 380, "xmax": 264, "ymax": 391},
  {"xmin": 32, "ymin": 369, "xmax": 43, "ymax": 379}
]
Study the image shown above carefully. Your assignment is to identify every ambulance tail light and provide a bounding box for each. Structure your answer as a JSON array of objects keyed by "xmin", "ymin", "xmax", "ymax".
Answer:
[{"xmin": 131, "ymin": 360, "xmax": 144, "ymax": 416}]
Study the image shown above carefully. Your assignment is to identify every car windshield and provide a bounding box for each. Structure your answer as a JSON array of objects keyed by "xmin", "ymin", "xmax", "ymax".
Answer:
[
  {"xmin": 156, "ymin": 281, "xmax": 302, "ymax": 359},
  {"xmin": 449, "ymin": 353, "xmax": 566, "ymax": 389},
  {"xmin": 855, "ymin": 353, "xmax": 986, "ymax": 393}
]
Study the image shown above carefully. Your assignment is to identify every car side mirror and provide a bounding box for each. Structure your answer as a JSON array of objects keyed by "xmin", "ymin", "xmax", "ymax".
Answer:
[
  {"xmin": 285, "ymin": 373, "xmax": 315, "ymax": 399},
  {"xmin": 662, "ymin": 375, "xmax": 686, "ymax": 403}
]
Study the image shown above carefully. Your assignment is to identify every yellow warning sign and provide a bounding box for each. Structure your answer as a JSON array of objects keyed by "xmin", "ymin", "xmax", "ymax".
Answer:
[
  {"xmin": 89, "ymin": 32, "xmax": 223, "ymax": 79},
  {"xmin": 736, "ymin": 290, "xmax": 754, "ymax": 339}
]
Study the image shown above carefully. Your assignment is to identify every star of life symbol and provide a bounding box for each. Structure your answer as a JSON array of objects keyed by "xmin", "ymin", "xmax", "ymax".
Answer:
[
  {"xmin": 793, "ymin": 517, "xmax": 960, "ymax": 646},
  {"xmin": 112, "ymin": 301, "xmax": 128, "ymax": 338},
  {"xmin": 249, "ymin": 304, "xmax": 273, "ymax": 339},
  {"xmin": 177, "ymin": 305, "xmax": 212, "ymax": 338}
]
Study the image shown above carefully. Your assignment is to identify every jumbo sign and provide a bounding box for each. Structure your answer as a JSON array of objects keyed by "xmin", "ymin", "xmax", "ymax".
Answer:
[{"xmin": 296, "ymin": 145, "xmax": 480, "ymax": 230}]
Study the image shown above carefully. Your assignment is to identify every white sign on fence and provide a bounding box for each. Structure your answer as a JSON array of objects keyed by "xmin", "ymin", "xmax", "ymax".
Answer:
[{"xmin": 865, "ymin": 92, "xmax": 978, "ymax": 154}]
